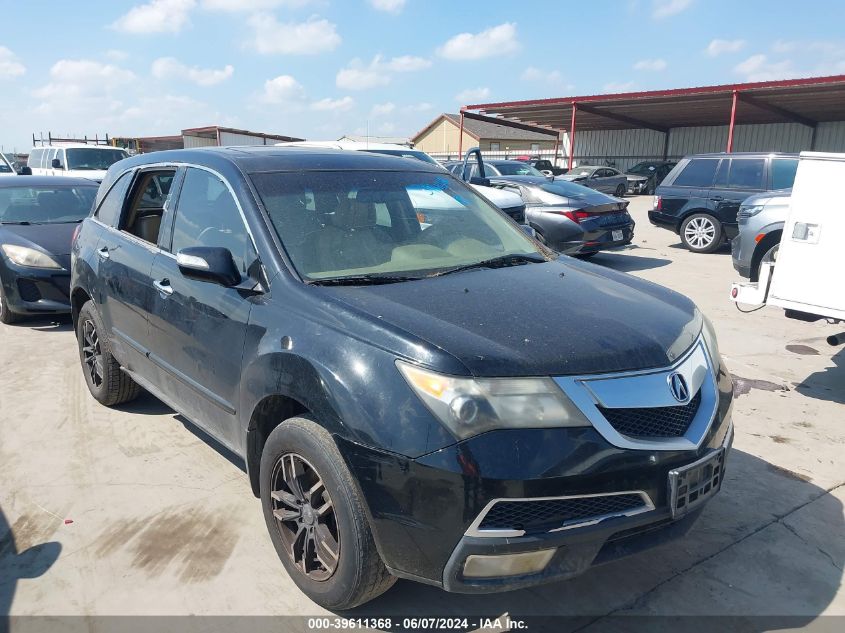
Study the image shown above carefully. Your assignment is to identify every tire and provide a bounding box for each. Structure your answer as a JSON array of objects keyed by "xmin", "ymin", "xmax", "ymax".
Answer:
[
  {"xmin": 647, "ymin": 182, "xmax": 656, "ymax": 196},
  {"xmin": 680, "ymin": 213, "xmax": 723, "ymax": 254},
  {"xmin": 76, "ymin": 301, "xmax": 142, "ymax": 406},
  {"xmin": 260, "ymin": 416, "xmax": 395, "ymax": 610},
  {"xmin": 614, "ymin": 184, "xmax": 626, "ymax": 197},
  {"xmin": 0, "ymin": 284, "xmax": 19, "ymax": 324}
]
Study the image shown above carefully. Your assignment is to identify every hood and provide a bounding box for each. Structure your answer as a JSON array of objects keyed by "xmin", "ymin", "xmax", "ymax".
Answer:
[
  {"xmin": 625, "ymin": 174, "xmax": 649, "ymax": 182},
  {"xmin": 471, "ymin": 184, "xmax": 524, "ymax": 209},
  {"xmin": 0, "ymin": 222, "xmax": 77, "ymax": 268},
  {"xmin": 319, "ymin": 258, "xmax": 700, "ymax": 377},
  {"xmin": 557, "ymin": 174, "xmax": 585, "ymax": 182},
  {"xmin": 67, "ymin": 170, "xmax": 107, "ymax": 183},
  {"xmin": 744, "ymin": 188, "xmax": 791, "ymax": 207}
]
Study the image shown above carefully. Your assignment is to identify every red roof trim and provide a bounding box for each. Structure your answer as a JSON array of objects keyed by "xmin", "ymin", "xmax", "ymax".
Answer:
[{"xmin": 465, "ymin": 75, "xmax": 845, "ymax": 110}]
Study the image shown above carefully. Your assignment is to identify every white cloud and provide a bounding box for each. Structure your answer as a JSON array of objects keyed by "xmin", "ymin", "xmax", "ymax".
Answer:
[
  {"xmin": 521, "ymin": 66, "xmax": 560, "ymax": 83},
  {"xmin": 311, "ymin": 96, "xmax": 355, "ymax": 112},
  {"xmin": 455, "ymin": 87, "xmax": 490, "ymax": 102},
  {"xmin": 652, "ymin": 0, "xmax": 692, "ymax": 19},
  {"xmin": 603, "ymin": 81, "xmax": 636, "ymax": 92},
  {"xmin": 247, "ymin": 13, "xmax": 341, "ymax": 55},
  {"xmin": 706, "ymin": 39, "xmax": 746, "ymax": 57},
  {"xmin": 437, "ymin": 23, "xmax": 519, "ymax": 60},
  {"xmin": 111, "ymin": 0, "xmax": 196, "ymax": 34},
  {"xmin": 370, "ymin": 102, "xmax": 395, "ymax": 117},
  {"xmin": 152, "ymin": 57, "xmax": 234, "ymax": 86},
  {"xmin": 32, "ymin": 60, "xmax": 137, "ymax": 121},
  {"xmin": 260, "ymin": 74, "xmax": 307, "ymax": 104},
  {"xmin": 0, "ymin": 46, "xmax": 26, "ymax": 79},
  {"xmin": 202, "ymin": 0, "xmax": 313, "ymax": 10},
  {"xmin": 336, "ymin": 54, "xmax": 430, "ymax": 90},
  {"xmin": 733, "ymin": 54, "xmax": 795, "ymax": 82},
  {"xmin": 633, "ymin": 58, "xmax": 667, "ymax": 71},
  {"xmin": 368, "ymin": 0, "xmax": 406, "ymax": 13},
  {"xmin": 105, "ymin": 49, "xmax": 129, "ymax": 62}
]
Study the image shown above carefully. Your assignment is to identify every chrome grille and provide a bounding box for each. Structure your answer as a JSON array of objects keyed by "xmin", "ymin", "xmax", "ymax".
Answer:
[{"xmin": 598, "ymin": 389, "xmax": 702, "ymax": 438}]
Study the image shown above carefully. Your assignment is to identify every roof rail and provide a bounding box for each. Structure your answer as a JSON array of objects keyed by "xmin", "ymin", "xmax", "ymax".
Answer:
[{"xmin": 32, "ymin": 132, "xmax": 111, "ymax": 147}]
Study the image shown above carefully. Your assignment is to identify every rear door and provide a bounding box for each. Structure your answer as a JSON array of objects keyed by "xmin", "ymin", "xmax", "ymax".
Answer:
[
  {"xmin": 146, "ymin": 166, "xmax": 256, "ymax": 448},
  {"xmin": 95, "ymin": 168, "xmax": 178, "ymax": 374},
  {"xmin": 712, "ymin": 157, "xmax": 766, "ymax": 238},
  {"xmin": 660, "ymin": 158, "xmax": 720, "ymax": 225}
]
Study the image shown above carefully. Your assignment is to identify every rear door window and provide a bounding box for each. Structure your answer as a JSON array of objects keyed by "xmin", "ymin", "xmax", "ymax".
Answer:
[
  {"xmin": 95, "ymin": 171, "xmax": 134, "ymax": 227},
  {"xmin": 673, "ymin": 159, "xmax": 719, "ymax": 187},
  {"xmin": 771, "ymin": 158, "xmax": 799, "ymax": 190},
  {"xmin": 727, "ymin": 158, "xmax": 765, "ymax": 189}
]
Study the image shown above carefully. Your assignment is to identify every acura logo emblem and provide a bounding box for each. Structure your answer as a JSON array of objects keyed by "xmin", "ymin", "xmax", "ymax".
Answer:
[{"xmin": 669, "ymin": 373, "xmax": 689, "ymax": 403}]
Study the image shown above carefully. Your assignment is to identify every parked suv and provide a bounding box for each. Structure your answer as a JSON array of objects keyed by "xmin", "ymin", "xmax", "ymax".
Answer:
[
  {"xmin": 71, "ymin": 147, "xmax": 733, "ymax": 609},
  {"xmin": 650, "ymin": 152, "xmax": 798, "ymax": 253},
  {"xmin": 731, "ymin": 189, "xmax": 791, "ymax": 280}
]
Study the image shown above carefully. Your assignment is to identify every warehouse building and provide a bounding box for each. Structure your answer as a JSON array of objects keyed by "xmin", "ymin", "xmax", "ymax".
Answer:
[
  {"xmin": 411, "ymin": 112, "xmax": 558, "ymax": 160},
  {"xmin": 461, "ymin": 75, "xmax": 845, "ymax": 171},
  {"xmin": 182, "ymin": 125, "xmax": 303, "ymax": 148}
]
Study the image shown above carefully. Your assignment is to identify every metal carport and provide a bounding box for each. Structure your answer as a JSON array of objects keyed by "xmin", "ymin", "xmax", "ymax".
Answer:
[{"xmin": 461, "ymin": 75, "xmax": 845, "ymax": 170}]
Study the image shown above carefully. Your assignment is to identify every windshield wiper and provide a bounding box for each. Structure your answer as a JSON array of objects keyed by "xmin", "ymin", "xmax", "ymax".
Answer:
[
  {"xmin": 430, "ymin": 253, "xmax": 547, "ymax": 277},
  {"xmin": 309, "ymin": 273, "xmax": 423, "ymax": 286},
  {"xmin": 0, "ymin": 221, "xmax": 31, "ymax": 225}
]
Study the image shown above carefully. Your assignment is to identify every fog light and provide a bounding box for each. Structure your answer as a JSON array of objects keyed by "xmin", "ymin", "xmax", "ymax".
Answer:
[{"xmin": 463, "ymin": 549, "xmax": 556, "ymax": 578}]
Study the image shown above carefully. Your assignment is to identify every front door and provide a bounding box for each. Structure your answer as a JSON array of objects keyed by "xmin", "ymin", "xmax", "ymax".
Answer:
[{"xmin": 147, "ymin": 167, "xmax": 256, "ymax": 449}]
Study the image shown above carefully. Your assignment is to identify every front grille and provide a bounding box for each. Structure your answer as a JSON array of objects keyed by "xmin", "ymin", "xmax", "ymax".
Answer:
[
  {"xmin": 598, "ymin": 389, "xmax": 702, "ymax": 438},
  {"xmin": 478, "ymin": 493, "xmax": 647, "ymax": 533},
  {"xmin": 17, "ymin": 279, "xmax": 41, "ymax": 302}
]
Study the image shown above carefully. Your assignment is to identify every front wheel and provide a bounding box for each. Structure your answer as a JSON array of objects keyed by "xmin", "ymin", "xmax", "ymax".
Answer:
[
  {"xmin": 680, "ymin": 213, "xmax": 723, "ymax": 253},
  {"xmin": 0, "ymin": 285, "xmax": 19, "ymax": 324},
  {"xmin": 615, "ymin": 184, "xmax": 626, "ymax": 197},
  {"xmin": 76, "ymin": 301, "xmax": 142, "ymax": 406},
  {"xmin": 260, "ymin": 416, "xmax": 395, "ymax": 610}
]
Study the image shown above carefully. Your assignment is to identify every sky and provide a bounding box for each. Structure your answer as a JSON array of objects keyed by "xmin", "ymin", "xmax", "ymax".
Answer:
[{"xmin": 2, "ymin": 0, "xmax": 845, "ymax": 153}]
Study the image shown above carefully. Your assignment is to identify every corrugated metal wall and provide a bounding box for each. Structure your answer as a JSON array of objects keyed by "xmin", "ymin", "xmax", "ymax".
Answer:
[
  {"xmin": 563, "ymin": 121, "xmax": 845, "ymax": 170},
  {"xmin": 219, "ymin": 131, "xmax": 271, "ymax": 146},
  {"xmin": 182, "ymin": 134, "xmax": 216, "ymax": 148}
]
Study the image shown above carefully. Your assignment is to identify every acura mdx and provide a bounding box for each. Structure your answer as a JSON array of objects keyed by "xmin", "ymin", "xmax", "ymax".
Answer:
[{"xmin": 71, "ymin": 147, "xmax": 733, "ymax": 609}]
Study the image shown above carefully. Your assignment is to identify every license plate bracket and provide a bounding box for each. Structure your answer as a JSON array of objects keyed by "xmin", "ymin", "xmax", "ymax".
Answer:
[
  {"xmin": 668, "ymin": 448, "xmax": 725, "ymax": 519},
  {"xmin": 612, "ymin": 229, "xmax": 624, "ymax": 241}
]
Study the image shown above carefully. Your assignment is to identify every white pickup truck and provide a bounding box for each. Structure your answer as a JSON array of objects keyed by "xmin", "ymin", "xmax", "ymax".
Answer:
[{"xmin": 730, "ymin": 151, "xmax": 845, "ymax": 347}]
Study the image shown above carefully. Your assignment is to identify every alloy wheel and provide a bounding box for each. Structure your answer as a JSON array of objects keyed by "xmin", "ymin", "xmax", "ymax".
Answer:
[
  {"xmin": 81, "ymin": 319, "xmax": 104, "ymax": 388},
  {"xmin": 270, "ymin": 453, "xmax": 340, "ymax": 581},
  {"xmin": 684, "ymin": 217, "xmax": 716, "ymax": 249}
]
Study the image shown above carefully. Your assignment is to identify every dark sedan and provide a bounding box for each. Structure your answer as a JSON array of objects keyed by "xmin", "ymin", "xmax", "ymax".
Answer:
[
  {"xmin": 625, "ymin": 160, "xmax": 677, "ymax": 195},
  {"xmin": 0, "ymin": 176, "xmax": 97, "ymax": 323},
  {"xmin": 491, "ymin": 176, "xmax": 634, "ymax": 256}
]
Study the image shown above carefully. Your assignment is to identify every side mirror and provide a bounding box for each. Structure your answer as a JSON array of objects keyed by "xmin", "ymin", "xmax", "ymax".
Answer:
[
  {"xmin": 541, "ymin": 170, "xmax": 553, "ymax": 177},
  {"xmin": 521, "ymin": 224, "xmax": 537, "ymax": 238},
  {"xmin": 19, "ymin": 166, "xmax": 32, "ymax": 176},
  {"xmin": 176, "ymin": 246, "xmax": 240, "ymax": 287},
  {"xmin": 469, "ymin": 176, "xmax": 490, "ymax": 186},
  {"xmin": 51, "ymin": 158, "xmax": 62, "ymax": 169}
]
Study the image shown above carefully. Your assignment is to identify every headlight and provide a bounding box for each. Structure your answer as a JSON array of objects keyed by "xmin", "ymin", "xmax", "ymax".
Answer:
[
  {"xmin": 739, "ymin": 204, "xmax": 764, "ymax": 218},
  {"xmin": 701, "ymin": 315, "xmax": 721, "ymax": 371},
  {"xmin": 0, "ymin": 244, "xmax": 62, "ymax": 269},
  {"xmin": 397, "ymin": 361, "xmax": 591, "ymax": 440}
]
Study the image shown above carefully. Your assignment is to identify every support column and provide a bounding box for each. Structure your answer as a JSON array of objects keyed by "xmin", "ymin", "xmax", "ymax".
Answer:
[
  {"xmin": 568, "ymin": 102, "xmax": 578, "ymax": 170},
  {"xmin": 458, "ymin": 111, "xmax": 465, "ymax": 157},
  {"xmin": 726, "ymin": 90, "xmax": 738, "ymax": 153},
  {"xmin": 662, "ymin": 129, "xmax": 670, "ymax": 160}
]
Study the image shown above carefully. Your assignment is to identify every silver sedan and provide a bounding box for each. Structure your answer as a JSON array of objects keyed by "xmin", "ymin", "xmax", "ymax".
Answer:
[{"xmin": 558, "ymin": 165, "xmax": 628, "ymax": 197}]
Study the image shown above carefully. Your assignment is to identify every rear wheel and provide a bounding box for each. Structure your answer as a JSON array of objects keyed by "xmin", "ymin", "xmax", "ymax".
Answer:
[
  {"xmin": 260, "ymin": 416, "xmax": 395, "ymax": 610},
  {"xmin": 680, "ymin": 213, "xmax": 722, "ymax": 253},
  {"xmin": 615, "ymin": 184, "xmax": 626, "ymax": 197},
  {"xmin": 0, "ymin": 285, "xmax": 19, "ymax": 324},
  {"xmin": 77, "ymin": 301, "xmax": 142, "ymax": 406}
]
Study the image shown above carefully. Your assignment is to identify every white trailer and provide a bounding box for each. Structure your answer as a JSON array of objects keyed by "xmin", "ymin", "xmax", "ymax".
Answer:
[{"xmin": 730, "ymin": 151, "xmax": 845, "ymax": 346}]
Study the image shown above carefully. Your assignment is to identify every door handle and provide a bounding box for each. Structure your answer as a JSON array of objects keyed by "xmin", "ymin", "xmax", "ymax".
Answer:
[
  {"xmin": 97, "ymin": 247, "xmax": 110, "ymax": 260},
  {"xmin": 153, "ymin": 279, "xmax": 173, "ymax": 296},
  {"xmin": 711, "ymin": 196, "xmax": 724, "ymax": 201}
]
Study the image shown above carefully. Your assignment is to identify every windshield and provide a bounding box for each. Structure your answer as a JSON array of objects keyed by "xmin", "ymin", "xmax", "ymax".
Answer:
[
  {"xmin": 490, "ymin": 162, "xmax": 545, "ymax": 177},
  {"xmin": 361, "ymin": 149, "xmax": 441, "ymax": 166},
  {"xmin": 65, "ymin": 148, "xmax": 129, "ymax": 171},
  {"xmin": 0, "ymin": 155, "xmax": 14, "ymax": 174},
  {"xmin": 0, "ymin": 185, "xmax": 97, "ymax": 223},
  {"xmin": 627, "ymin": 162, "xmax": 657, "ymax": 175},
  {"xmin": 252, "ymin": 170, "xmax": 542, "ymax": 282},
  {"xmin": 567, "ymin": 167, "xmax": 595, "ymax": 177}
]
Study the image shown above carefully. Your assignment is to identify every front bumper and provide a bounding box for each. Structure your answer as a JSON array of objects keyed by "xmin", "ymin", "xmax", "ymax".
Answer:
[
  {"xmin": 0, "ymin": 262, "xmax": 71, "ymax": 315},
  {"xmin": 340, "ymin": 363, "xmax": 734, "ymax": 592},
  {"xmin": 627, "ymin": 179, "xmax": 650, "ymax": 194}
]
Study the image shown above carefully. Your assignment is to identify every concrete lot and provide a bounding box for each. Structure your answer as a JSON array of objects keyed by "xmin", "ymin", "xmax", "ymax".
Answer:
[{"xmin": 1, "ymin": 196, "xmax": 843, "ymax": 628}]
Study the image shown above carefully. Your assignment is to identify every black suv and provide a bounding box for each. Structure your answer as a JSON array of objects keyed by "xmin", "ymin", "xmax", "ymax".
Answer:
[
  {"xmin": 650, "ymin": 152, "xmax": 798, "ymax": 253},
  {"xmin": 71, "ymin": 147, "xmax": 733, "ymax": 608}
]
